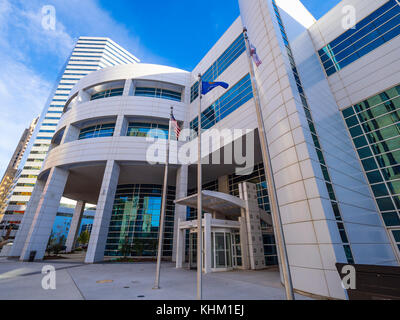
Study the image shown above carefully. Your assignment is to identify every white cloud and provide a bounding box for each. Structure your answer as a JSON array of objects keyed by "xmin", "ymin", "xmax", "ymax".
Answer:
[
  {"xmin": 0, "ymin": 0, "xmax": 166, "ymax": 178},
  {"xmin": 15, "ymin": 3, "xmax": 75, "ymax": 60},
  {"xmin": 47, "ymin": 0, "xmax": 167, "ymax": 64},
  {"xmin": 0, "ymin": 0, "xmax": 53, "ymax": 176},
  {"xmin": 0, "ymin": 53, "xmax": 52, "ymax": 176}
]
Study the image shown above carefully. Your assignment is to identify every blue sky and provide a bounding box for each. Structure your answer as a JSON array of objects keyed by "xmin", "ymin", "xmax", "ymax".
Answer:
[{"xmin": 0, "ymin": 0, "xmax": 341, "ymax": 177}]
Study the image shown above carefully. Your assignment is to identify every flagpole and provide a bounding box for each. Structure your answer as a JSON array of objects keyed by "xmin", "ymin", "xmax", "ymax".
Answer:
[
  {"xmin": 197, "ymin": 74, "xmax": 203, "ymax": 300},
  {"xmin": 243, "ymin": 27, "xmax": 295, "ymax": 300},
  {"xmin": 153, "ymin": 106, "xmax": 173, "ymax": 290}
]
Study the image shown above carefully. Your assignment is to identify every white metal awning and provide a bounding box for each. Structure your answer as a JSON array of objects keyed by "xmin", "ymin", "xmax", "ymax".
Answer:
[
  {"xmin": 175, "ymin": 190, "xmax": 245, "ymax": 216},
  {"xmin": 175, "ymin": 190, "xmax": 273, "ymax": 225}
]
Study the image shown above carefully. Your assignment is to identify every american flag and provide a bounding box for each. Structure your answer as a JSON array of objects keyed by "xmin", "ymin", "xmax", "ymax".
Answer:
[
  {"xmin": 250, "ymin": 43, "xmax": 262, "ymax": 67},
  {"xmin": 171, "ymin": 113, "xmax": 181, "ymax": 139}
]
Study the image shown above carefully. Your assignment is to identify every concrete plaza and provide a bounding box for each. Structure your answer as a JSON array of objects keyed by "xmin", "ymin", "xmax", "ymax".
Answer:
[{"xmin": 0, "ymin": 255, "xmax": 312, "ymax": 300}]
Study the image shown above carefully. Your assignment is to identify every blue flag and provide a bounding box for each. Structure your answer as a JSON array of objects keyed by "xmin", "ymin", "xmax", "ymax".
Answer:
[{"xmin": 201, "ymin": 81, "xmax": 229, "ymax": 95}]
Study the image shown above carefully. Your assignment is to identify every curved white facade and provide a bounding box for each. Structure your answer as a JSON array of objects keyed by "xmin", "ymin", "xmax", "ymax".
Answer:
[
  {"xmin": 13, "ymin": 63, "xmax": 191, "ymax": 264},
  {"xmin": 43, "ymin": 64, "xmax": 190, "ymax": 176}
]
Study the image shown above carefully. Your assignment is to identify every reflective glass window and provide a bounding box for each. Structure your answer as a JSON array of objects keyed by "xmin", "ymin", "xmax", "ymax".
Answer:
[
  {"xmin": 190, "ymin": 34, "xmax": 246, "ymax": 102},
  {"xmin": 318, "ymin": 0, "xmax": 400, "ymax": 76},
  {"xmin": 190, "ymin": 74, "xmax": 253, "ymax": 134},
  {"xmin": 78, "ymin": 123, "xmax": 115, "ymax": 140},
  {"xmin": 105, "ymin": 184, "xmax": 176, "ymax": 257},
  {"xmin": 127, "ymin": 122, "xmax": 170, "ymax": 140},
  {"xmin": 90, "ymin": 88, "xmax": 123, "ymax": 100},
  {"xmin": 135, "ymin": 87, "xmax": 182, "ymax": 102}
]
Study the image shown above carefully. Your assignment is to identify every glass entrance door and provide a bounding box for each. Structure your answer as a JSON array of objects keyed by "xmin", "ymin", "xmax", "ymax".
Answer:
[
  {"xmin": 189, "ymin": 231, "xmax": 197, "ymax": 270},
  {"xmin": 215, "ymin": 232, "xmax": 226, "ymax": 268},
  {"xmin": 232, "ymin": 232, "xmax": 242, "ymax": 268},
  {"xmin": 188, "ymin": 228, "xmax": 241, "ymax": 271},
  {"xmin": 212, "ymin": 231, "xmax": 235, "ymax": 270}
]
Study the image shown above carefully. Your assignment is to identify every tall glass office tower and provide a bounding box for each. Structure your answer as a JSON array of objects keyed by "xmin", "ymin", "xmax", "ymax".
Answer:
[
  {"xmin": 0, "ymin": 117, "xmax": 39, "ymax": 220},
  {"xmin": 2, "ymin": 37, "xmax": 139, "ymax": 232}
]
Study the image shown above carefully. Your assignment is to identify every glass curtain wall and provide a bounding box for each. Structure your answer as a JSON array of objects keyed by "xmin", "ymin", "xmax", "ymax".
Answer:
[
  {"xmin": 105, "ymin": 184, "xmax": 176, "ymax": 257},
  {"xmin": 342, "ymin": 84, "xmax": 400, "ymax": 253}
]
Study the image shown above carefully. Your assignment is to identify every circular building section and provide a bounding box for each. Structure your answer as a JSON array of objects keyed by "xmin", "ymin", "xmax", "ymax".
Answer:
[{"xmin": 20, "ymin": 64, "xmax": 191, "ymax": 263}]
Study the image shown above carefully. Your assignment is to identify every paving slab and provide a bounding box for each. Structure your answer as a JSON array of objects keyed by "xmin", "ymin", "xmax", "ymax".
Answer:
[{"xmin": 0, "ymin": 258, "xmax": 311, "ymax": 300}]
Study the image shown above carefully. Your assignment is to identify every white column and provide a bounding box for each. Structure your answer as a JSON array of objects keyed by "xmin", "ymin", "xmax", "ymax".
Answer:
[
  {"xmin": 65, "ymin": 200, "xmax": 86, "ymax": 253},
  {"xmin": 204, "ymin": 213, "xmax": 212, "ymax": 274},
  {"xmin": 175, "ymin": 219, "xmax": 185, "ymax": 268},
  {"xmin": 239, "ymin": 216, "xmax": 250, "ymax": 270},
  {"xmin": 20, "ymin": 167, "xmax": 69, "ymax": 261},
  {"xmin": 241, "ymin": 182, "xmax": 265, "ymax": 270},
  {"xmin": 172, "ymin": 165, "xmax": 188, "ymax": 262},
  {"xmin": 85, "ymin": 160, "xmax": 120, "ymax": 263},
  {"xmin": 9, "ymin": 179, "xmax": 46, "ymax": 258},
  {"xmin": 238, "ymin": 183, "xmax": 251, "ymax": 270},
  {"xmin": 61, "ymin": 124, "xmax": 80, "ymax": 144},
  {"xmin": 123, "ymin": 79, "xmax": 133, "ymax": 96},
  {"xmin": 78, "ymin": 89, "xmax": 91, "ymax": 103},
  {"xmin": 114, "ymin": 115, "xmax": 128, "ymax": 137}
]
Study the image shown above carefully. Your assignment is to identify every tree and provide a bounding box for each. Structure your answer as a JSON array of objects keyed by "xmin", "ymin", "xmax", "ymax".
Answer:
[
  {"xmin": 120, "ymin": 236, "xmax": 132, "ymax": 258},
  {"xmin": 46, "ymin": 231, "xmax": 56, "ymax": 256},
  {"xmin": 77, "ymin": 231, "xmax": 90, "ymax": 250},
  {"xmin": 58, "ymin": 235, "xmax": 66, "ymax": 246},
  {"xmin": 132, "ymin": 238, "xmax": 146, "ymax": 257},
  {"xmin": 52, "ymin": 242, "xmax": 64, "ymax": 255}
]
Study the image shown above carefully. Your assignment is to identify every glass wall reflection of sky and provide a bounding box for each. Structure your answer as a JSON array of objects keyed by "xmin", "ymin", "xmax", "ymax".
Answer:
[{"xmin": 105, "ymin": 184, "xmax": 176, "ymax": 257}]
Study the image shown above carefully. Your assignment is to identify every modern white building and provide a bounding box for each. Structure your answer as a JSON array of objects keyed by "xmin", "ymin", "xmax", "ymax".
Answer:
[
  {"xmin": 0, "ymin": 117, "xmax": 39, "ymax": 242},
  {"xmin": 0, "ymin": 117, "xmax": 38, "ymax": 222},
  {"xmin": 7, "ymin": 0, "xmax": 400, "ymax": 300}
]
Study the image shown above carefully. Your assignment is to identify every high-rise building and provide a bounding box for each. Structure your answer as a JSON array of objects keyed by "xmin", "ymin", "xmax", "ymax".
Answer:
[
  {"xmin": 0, "ymin": 117, "xmax": 38, "ymax": 220},
  {"xmin": 6, "ymin": 0, "xmax": 400, "ymax": 300},
  {"xmin": 2, "ymin": 37, "xmax": 139, "ymax": 233}
]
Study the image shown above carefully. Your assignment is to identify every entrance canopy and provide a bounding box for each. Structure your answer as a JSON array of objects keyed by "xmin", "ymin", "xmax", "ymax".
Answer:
[
  {"xmin": 175, "ymin": 190, "xmax": 246, "ymax": 217},
  {"xmin": 175, "ymin": 183, "xmax": 275, "ymax": 273},
  {"xmin": 175, "ymin": 190, "xmax": 273, "ymax": 225}
]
